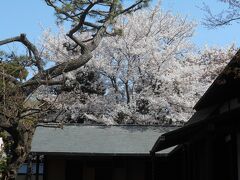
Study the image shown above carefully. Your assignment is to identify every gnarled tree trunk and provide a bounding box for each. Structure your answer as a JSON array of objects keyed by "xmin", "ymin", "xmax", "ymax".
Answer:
[{"xmin": 2, "ymin": 122, "xmax": 35, "ymax": 180}]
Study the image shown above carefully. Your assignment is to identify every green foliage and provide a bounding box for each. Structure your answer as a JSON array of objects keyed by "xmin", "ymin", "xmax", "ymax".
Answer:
[
  {"xmin": 52, "ymin": 0, "xmax": 150, "ymax": 27},
  {"xmin": 0, "ymin": 51, "xmax": 29, "ymax": 81},
  {"xmin": 0, "ymin": 132, "xmax": 8, "ymax": 140},
  {"xmin": 19, "ymin": 117, "xmax": 38, "ymax": 130},
  {"xmin": 0, "ymin": 149, "xmax": 7, "ymax": 173},
  {"xmin": 0, "ymin": 157, "xmax": 7, "ymax": 174},
  {"xmin": 113, "ymin": 28, "xmax": 123, "ymax": 36},
  {"xmin": 0, "ymin": 62, "xmax": 28, "ymax": 81},
  {"xmin": 0, "ymin": 51, "xmax": 28, "ymax": 120}
]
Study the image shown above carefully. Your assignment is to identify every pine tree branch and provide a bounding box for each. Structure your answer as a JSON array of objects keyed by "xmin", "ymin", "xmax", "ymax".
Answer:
[{"xmin": 0, "ymin": 34, "xmax": 44, "ymax": 73}]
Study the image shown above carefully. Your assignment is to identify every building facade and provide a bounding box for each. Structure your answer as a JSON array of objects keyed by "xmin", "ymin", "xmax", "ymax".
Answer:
[
  {"xmin": 151, "ymin": 50, "xmax": 240, "ymax": 180},
  {"xmin": 17, "ymin": 125, "xmax": 177, "ymax": 180}
]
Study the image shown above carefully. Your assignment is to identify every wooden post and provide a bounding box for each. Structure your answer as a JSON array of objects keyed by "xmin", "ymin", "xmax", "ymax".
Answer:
[
  {"xmin": 26, "ymin": 155, "xmax": 32, "ymax": 180},
  {"xmin": 206, "ymin": 123, "xmax": 214, "ymax": 180},
  {"xmin": 151, "ymin": 152, "xmax": 156, "ymax": 180},
  {"xmin": 43, "ymin": 156, "xmax": 47, "ymax": 180},
  {"xmin": 182, "ymin": 144, "xmax": 187, "ymax": 180},
  {"xmin": 36, "ymin": 155, "xmax": 40, "ymax": 180}
]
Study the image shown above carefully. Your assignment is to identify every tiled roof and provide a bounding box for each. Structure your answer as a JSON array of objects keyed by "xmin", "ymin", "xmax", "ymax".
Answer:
[{"xmin": 31, "ymin": 124, "xmax": 177, "ymax": 155}]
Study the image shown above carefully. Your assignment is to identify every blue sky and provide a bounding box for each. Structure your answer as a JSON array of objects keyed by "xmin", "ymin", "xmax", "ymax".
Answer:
[
  {"xmin": 161, "ymin": 0, "xmax": 240, "ymax": 47},
  {"xmin": 0, "ymin": 0, "xmax": 240, "ymax": 50}
]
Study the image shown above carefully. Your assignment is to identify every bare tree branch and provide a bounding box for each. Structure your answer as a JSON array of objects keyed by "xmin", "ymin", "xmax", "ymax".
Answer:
[
  {"xmin": 21, "ymin": 79, "xmax": 64, "ymax": 87},
  {"xmin": 68, "ymin": 2, "xmax": 97, "ymax": 36},
  {"xmin": 202, "ymin": 1, "xmax": 240, "ymax": 28},
  {"xmin": 0, "ymin": 34, "xmax": 44, "ymax": 73},
  {"xmin": 118, "ymin": 0, "xmax": 145, "ymax": 15}
]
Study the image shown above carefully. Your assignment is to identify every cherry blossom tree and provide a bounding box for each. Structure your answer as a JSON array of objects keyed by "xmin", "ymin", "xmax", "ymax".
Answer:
[{"xmin": 40, "ymin": 5, "xmax": 237, "ymax": 125}]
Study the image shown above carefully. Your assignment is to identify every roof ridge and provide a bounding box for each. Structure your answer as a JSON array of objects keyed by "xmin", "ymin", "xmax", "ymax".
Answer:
[{"xmin": 37, "ymin": 123, "xmax": 181, "ymax": 128}]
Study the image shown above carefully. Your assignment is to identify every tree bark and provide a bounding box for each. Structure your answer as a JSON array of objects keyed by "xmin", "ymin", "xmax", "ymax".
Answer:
[
  {"xmin": 125, "ymin": 80, "xmax": 130, "ymax": 104},
  {"xmin": 1, "ymin": 122, "xmax": 35, "ymax": 180}
]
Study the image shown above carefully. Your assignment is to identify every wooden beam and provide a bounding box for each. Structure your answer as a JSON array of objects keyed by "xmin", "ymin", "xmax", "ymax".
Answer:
[
  {"xmin": 151, "ymin": 152, "xmax": 156, "ymax": 180},
  {"xmin": 27, "ymin": 155, "xmax": 32, "ymax": 180},
  {"xmin": 36, "ymin": 155, "xmax": 40, "ymax": 180}
]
